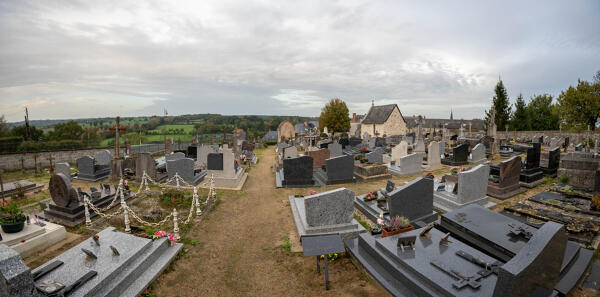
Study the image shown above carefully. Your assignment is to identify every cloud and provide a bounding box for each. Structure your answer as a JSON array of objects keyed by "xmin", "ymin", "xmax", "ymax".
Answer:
[{"xmin": 0, "ymin": 0, "xmax": 599, "ymax": 122}]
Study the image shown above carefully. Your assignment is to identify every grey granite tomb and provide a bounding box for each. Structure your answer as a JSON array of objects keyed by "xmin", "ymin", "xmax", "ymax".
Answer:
[
  {"xmin": 206, "ymin": 147, "xmax": 246, "ymax": 189},
  {"xmin": 55, "ymin": 162, "xmax": 71, "ymax": 180},
  {"xmin": 365, "ymin": 147, "xmax": 383, "ymax": 164},
  {"xmin": 434, "ymin": 164, "xmax": 495, "ymax": 212},
  {"xmin": 289, "ymin": 188, "xmax": 365, "ymax": 240},
  {"xmin": 425, "ymin": 141, "xmax": 442, "ymax": 170},
  {"xmin": 166, "ymin": 157, "xmax": 206, "ymax": 186},
  {"xmin": 328, "ymin": 143, "xmax": 343, "ymax": 158},
  {"xmin": 387, "ymin": 177, "xmax": 438, "ymax": 224},
  {"xmin": 345, "ymin": 204, "xmax": 593, "ymax": 297},
  {"xmin": 94, "ymin": 150, "xmax": 112, "ymax": 166},
  {"xmin": 276, "ymin": 155, "xmax": 314, "ymax": 187},
  {"xmin": 197, "ymin": 144, "xmax": 219, "ymax": 168},
  {"xmin": 0, "ymin": 227, "xmax": 183, "ymax": 297},
  {"xmin": 135, "ymin": 153, "xmax": 167, "ymax": 182},
  {"xmin": 76, "ymin": 155, "xmax": 110, "ymax": 181},
  {"xmin": 387, "ymin": 153, "xmax": 423, "ymax": 176},
  {"xmin": 313, "ymin": 154, "xmax": 355, "ymax": 185},
  {"xmin": 469, "ymin": 143, "xmax": 486, "ymax": 164}
]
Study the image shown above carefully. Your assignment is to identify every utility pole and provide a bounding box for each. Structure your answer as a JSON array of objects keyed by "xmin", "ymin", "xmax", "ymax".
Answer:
[{"xmin": 24, "ymin": 107, "xmax": 31, "ymax": 141}]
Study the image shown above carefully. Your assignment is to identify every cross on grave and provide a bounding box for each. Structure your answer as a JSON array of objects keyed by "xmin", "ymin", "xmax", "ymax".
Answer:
[
  {"xmin": 431, "ymin": 259, "xmax": 482, "ymax": 290},
  {"xmin": 302, "ymin": 234, "xmax": 345, "ymax": 291},
  {"xmin": 508, "ymin": 222, "xmax": 533, "ymax": 240},
  {"xmin": 81, "ymin": 248, "xmax": 97, "ymax": 260},
  {"xmin": 455, "ymin": 250, "xmax": 501, "ymax": 278}
]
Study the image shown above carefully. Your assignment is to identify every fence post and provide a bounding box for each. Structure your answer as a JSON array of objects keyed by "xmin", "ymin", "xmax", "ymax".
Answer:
[
  {"xmin": 194, "ymin": 187, "xmax": 201, "ymax": 215},
  {"xmin": 120, "ymin": 182, "xmax": 130, "ymax": 233},
  {"xmin": 173, "ymin": 208, "xmax": 179, "ymax": 238},
  {"xmin": 84, "ymin": 197, "xmax": 91, "ymax": 226}
]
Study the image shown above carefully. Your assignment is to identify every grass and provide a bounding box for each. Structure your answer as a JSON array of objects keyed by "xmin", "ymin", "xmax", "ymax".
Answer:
[
  {"xmin": 354, "ymin": 214, "xmax": 372, "ymax": 232},
  {"xmin": 150, "ymin": 124, "xmax": 196, "ymax": 133},
  {"xmin": 280, "ymin": 235, "xmax": 292, "ymax": 252}
]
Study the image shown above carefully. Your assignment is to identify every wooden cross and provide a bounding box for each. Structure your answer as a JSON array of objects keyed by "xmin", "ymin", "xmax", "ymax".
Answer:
[{"xmin": 47, "ymin": 154, "xmax": 54, "ymax": 173}]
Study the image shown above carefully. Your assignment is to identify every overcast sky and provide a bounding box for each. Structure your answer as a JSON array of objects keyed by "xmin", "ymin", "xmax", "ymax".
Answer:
[{"xmin": 1, "ymin": 1, "xmax": 599, "ymax": 123}]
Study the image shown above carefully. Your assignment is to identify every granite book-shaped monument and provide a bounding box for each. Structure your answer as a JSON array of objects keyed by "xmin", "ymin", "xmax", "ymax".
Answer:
[{"xmin": 75, "ymin": 155, "xmax": 110, "ymax": 182}]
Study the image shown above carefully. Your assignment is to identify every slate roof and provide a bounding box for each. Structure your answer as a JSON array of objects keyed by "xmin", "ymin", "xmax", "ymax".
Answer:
[
  {"xmin": 263, "ymin": 131, "xmax": 278, "ymax": 141},
  {"xmin": 404, "ymin": 117, "xmax": 485, "ymax": 130},
  {"xmin": 361, "ymin": 104, "xmax": 403, "ymax": 125}
]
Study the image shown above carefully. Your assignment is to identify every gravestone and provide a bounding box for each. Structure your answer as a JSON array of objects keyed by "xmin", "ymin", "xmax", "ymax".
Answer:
[
  {"xmin": 167, "ymin": 158, "xmax": 205, "ymax": 185},
  {"xmin": 165, "ymin": 152, "xmax": 185, "ymax": 162},
  {"xmin": 55, "ymin": 162, "xmax": 71, "ymax": 180},
  {"xmin": 94, "ymin": 150, "xmax": 112, "ymax": 166},
  {"xmin": 305, "ymin": 188, "xmax": 354, "ymax": 226},
  {"xmin": 328, "ymin": 143, "xmax": 343, "ymax": 158},
  {"xmin": 520, "ymin": 143, "xmax": 544, "ymax": 187},
  {"xmin": 387, "ymin": 177, "xmax": 437, "ymax": 224},
  {"xmin": 365, "ymin": 148, "xmax": 383, "ymax": 164},
  {"xmin": 487, "ymin": 156, "xmax": 525, "ymax": 200},
  {"xmin": 391, "ymin": 141, "xmax": 408, "ymax": 163},
  {"xmin": 283, "ymin": 146, "xmax": 298, "ymax": 159},
  {"xmin": 414, "ymin": 139, "xmax": 425, "ymax": 157},
  {"xmin": 207, "ymin": 153, "xmax": 224, "ymax": 170},
  {"xmin": 441, "ymin": 143, "xmax": 468, "ymax": 166},
  {"xmin": 0, "ymin": 227, "xmax": 183, "ymax": 297},
  {"xmin": 426, "ymin": 141, "xmax": 441, "ymax": 170},
  {"xmin": 469, "ymin": 143, "xmax": 486, "ymax": 163},
  {"xmin": 314, "ymin": 155, "xmax": 355, "ymax": 185},
  {"xmin": 541, "ymin": 147, "xmax": 560, "ymax": 177},
  {"xmin": 197, "ymin": 145, "xmax": 218, "ymax": 166},
  {"xmin": 439, "ymin": 141, "xmax": 445, "ymax": 156},
  {"xmin": 349, "ymin": 137, "xmax": 362, "ymax": 147},
  {"xmin": 388, "ymin": 153, "xmax": 423, "ymax": 176},
  {"xmin": 368, "ymin": 138, "xmax": 376, "ymax": 149},
  {"xmin": 551, "ymin": 137, "xmax": 560, "ymax": 150},
  {"xmin": 279, "ymin": 156, "xmax": 314, "ymax": 186},
  {"xmin": 44, "ymin": 174, "xmax": 129, "ymax": 226},
  {"xmin": 76, "ymin": 155, "xmax": 110, "ymax": 181},
  {"xmin": 306, "ymin": 149, "xmax": 329, "ymax": 172},
  {"xmin": 289, "ymin": 188, "xmax": 365, "ymax": 240},
  {"xmin": 135, "ymin": 153, "xmax": 157, "ymax": 180},
  {"xmin": 434, "ymin": 164, "xmax": 494, "ymax": 212}
]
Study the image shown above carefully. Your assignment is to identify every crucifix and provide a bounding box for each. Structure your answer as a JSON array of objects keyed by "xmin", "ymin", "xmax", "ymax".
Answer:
[
  {"xmin": 109, "ymin": 116, "xmax": 127, "ymax": 178},
  {"xmin": 47, "ymin": 154, "xmax": 54, "ymax": 173}
]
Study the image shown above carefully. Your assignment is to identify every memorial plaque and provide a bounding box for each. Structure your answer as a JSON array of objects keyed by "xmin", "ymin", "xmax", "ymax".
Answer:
[{"xmin": 207, "ymin": 153, "xmax": 224, "ymax": 170}]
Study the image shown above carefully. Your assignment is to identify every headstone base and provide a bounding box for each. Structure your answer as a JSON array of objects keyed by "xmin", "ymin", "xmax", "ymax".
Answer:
[
  {"xmin": 487, "ymin": 183, "xmax": 526, "ymax": 200},
  {"xmin": 386, "ymin": 164, "xmax": 423, "ymax": 177},
  {"xmin": 289, "ymin": 196, "xmax": 365, "ymax": 241},
  {"xmin": 3, "ymin": 221, "xmax": 66, "ymax": 259},
  {"xmin": 433, "ymin": 191, "xmax": 495, "ymax": 213},
  {"xmin": 313, "ymin": 169, "xmax": 355, "ymax": 185}
]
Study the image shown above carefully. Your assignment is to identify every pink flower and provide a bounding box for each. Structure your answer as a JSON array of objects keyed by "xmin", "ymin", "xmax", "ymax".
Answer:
[
  {"xmin": 154, "ymin": 230, "xmax": 167, "ymax": 237},
  {"xmin": 1, "ymin": 201, "xmax": 6, "ymax": 207},
  {"xmin": 377, "ymin": 219, "xmax": 384, "ymax": 225}
]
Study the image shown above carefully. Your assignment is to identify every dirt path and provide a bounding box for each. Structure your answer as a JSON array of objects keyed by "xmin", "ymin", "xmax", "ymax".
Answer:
[{"xmin": 152, "ymin": 147, "xmax": 385, "ymax": 297}]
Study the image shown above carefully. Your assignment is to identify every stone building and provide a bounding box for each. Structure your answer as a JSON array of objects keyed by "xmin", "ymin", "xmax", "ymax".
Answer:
[
  {"xmin": 358, "ymin": 103, "xmax": 408, "ymax": 138},
  {"xmin": 277, "ymin": 120, "xmax": 295, "ymax": 143}
]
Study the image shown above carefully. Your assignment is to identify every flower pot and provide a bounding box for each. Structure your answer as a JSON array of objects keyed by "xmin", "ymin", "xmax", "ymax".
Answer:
[
  {"xmin": 381, "ymin": 225, "xmax": 413, "ymax": 238},
  {"xmin": 1, "ymin": 220, "xmax": 25, "ymax": 233}
]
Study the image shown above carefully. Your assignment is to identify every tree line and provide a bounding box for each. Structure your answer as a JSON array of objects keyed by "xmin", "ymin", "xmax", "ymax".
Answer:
[{"xmin": 485, "ymin": 70, "xmax": 600, "ymax": 132}]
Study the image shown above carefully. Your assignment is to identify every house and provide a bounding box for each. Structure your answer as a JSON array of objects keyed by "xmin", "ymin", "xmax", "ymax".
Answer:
[{"xmin": 359, "ymin": 103, "xmax": 408, "ymax": 138}]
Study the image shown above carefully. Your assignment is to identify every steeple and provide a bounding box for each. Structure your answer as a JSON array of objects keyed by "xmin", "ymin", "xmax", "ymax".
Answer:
[
  {"xmin": 372, "ymin": 99, "xmax": 374, "ymax": 107},
  {"xmin": 450, "ymin": 108, "xmax": 453, "ymax": 120}
]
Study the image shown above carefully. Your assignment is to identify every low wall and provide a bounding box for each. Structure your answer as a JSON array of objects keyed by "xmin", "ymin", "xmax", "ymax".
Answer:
[
  {"xmin": 0, "ymin": 148, "xmax": 124, "ymax": 171},
  {"xmin": 496, "ymin": 131, "xmax": 600, "ymax": 143}
]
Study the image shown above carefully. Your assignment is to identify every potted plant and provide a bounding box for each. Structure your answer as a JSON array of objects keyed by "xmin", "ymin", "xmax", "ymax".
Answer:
[
  {"xmin": 363, "ymin": 191, "xmax": 378, "ymax": 202},
  {"xmin": 381, "ymin": 216, "xmax": 413, "ymax": 238},
  {"xmin": 0, "ymin": 202, "xmax": 26, "ymax": 233}
]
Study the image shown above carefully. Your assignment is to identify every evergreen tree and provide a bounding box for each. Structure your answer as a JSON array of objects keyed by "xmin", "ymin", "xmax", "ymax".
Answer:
[
  {"xmin": 527, "ymin": 94, "xmax": 560, "ymax": 131},
  {"xmin": 484, "ymin": 79, "xmax": 512, "ymax": 131},
  {"xmin": 509, "ymin": 94, "xmax": 530, "ymax": 131}
]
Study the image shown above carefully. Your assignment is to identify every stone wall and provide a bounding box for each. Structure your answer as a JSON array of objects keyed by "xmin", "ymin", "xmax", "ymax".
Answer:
[
  {"xmin": 0, "ymin": 147, "xmax": 126, "ymax": 171},
  {"xmin": 496, "ymin": 130, "xmax": 600, "ymax": 143}
]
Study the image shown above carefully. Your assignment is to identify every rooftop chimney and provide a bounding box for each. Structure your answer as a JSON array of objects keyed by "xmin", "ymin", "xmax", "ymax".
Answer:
[{"xmin": 352, "ymin": 113, "xmax": 357, "ymax": 122}]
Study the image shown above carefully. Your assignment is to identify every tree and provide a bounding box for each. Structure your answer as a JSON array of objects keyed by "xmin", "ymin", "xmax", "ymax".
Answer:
[
  {"xmin": 557, "ymin": 79, "xmax": 600, "ymax": 130},
  {"xmin": 319, "ymin": 98, "xmax": 350, "ymax": 133},
  {"xmin": 484, "ymin": 79, "xmax": 512, "ymax": 131},
  {"xmin": 11, "ymin": 125, "xmax": 44, "ymax": 141},
  {"xmin": 527, "ymin": 94, "xmax": 560, "ymax": 131},
  {"xmin": 0, "ymin": 115, "xmax": 10, "ymax": 137},
  {"xmin": 48, "ymin": 120, "xmax": 84, "ymax": 140},
  {"xmin": 509, "ymin": 94, "xmax": 530, "ymax": 131}
]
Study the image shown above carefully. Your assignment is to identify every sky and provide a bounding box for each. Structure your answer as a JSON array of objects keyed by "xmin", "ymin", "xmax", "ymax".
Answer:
[{"xmin": 1, "ymin": 0, "xmax": 599, "ymax": 123}]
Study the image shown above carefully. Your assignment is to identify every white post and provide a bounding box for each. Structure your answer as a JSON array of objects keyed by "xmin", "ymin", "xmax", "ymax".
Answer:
[
  {"xmin": 194, "ymin": 187, "xmax": 201, "ymax": 215},
  {"xmin": 121, "ymin": 183, "xmax": 130, "ymax": 233},
  {"xmin": 176, "ymin": 173, "xmax": 180, "ymax": 191},
  {"xmin": 144, "ymin": 171, "xmax": 149, "ymax": 191},
  {"xmin": 84, "ymin": 197, "xmax": 91, "ymax": 226},
  {"xmin": 173, "ymin": 208, "xmax": 179, "ymax": 238}
]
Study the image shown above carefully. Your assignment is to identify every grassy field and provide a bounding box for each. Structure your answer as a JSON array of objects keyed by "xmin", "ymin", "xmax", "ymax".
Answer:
[{"xmin": 150, "ymin": 124, "xmax": 196, "ymax": 133}]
